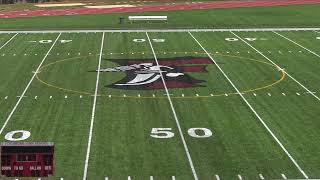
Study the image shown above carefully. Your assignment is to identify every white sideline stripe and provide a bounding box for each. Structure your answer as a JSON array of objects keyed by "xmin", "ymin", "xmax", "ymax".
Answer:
[
  {"xmin": 0, "ymin": 33, "xmax": 18, "ymax": 50},
  {"xmin": 231, "ymin": 32, "xmax": 320, "ymax": 102},
  {"xmin": 146, "ymin": 32, "xmax": 198, "ymax": 180},
  {"xmin": 189, "ymin": 31, "xmax": 309, "ymax": 179},
  {"xmin": 82, "ymin": 32, "xmax": 105, "ymax": 180},
  {"xmin": 230, "ymin": 31, "xmax": 309, "ymax": 178},
  {"xmin": 0, "ymin": 27, "xmax": 320, "ymax": 33},
  {"xmin": 273, "ymin": 31, "xmax": 320, "ymax": 59},
  {"xmin": 0, "ymin": 33, "xmax": 61, "ymax": 135}
]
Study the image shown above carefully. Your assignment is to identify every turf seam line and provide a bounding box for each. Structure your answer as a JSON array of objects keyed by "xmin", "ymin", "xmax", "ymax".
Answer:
[
  {"xmin": 0, "ymin": 33, "xmax": 18, "ymax": 50},
  {"xmin": 230, "ymin": 31, "xmax": 310, "ymax": 178},
  {"xmin": 0, "ymin": 32, "xmax": 61, "ymax": 135},
  {"xmin": 273, "ymin": 31, "xmax": 320, "ymax": 59},
  {"xmin": 82, "ymin": 32, "xmax": 105, "ymax": 180},
  {"xmin": 146, "ymin": 32, "xmax": 198, "ymax": 180}
]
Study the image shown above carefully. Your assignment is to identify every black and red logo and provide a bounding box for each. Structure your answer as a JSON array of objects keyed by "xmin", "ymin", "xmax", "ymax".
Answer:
[{"xmin": 98, "ymin": 57, "xmax": 214, "ymax": 90}]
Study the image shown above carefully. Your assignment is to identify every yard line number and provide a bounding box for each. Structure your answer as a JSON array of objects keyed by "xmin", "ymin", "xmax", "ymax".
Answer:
[
  {"xmin": 28, "ymin": 40, "xmax": 72, "ymax": 44},
  {"xmin": 133, "ymin": 39, "xmax": 165, "ymax": 43},
  {"xmin": 225, "ymin": 37, "xmax": 267, "ymax": 42},
  {"xmin": 150, "ymin": 128, "xmax": 213, "ymax": 139}
]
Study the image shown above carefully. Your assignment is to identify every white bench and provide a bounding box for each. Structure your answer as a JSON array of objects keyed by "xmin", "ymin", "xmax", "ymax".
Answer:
[{"xmin": 128, "ymin": 16, "xmax": 167, "ymax": 23}]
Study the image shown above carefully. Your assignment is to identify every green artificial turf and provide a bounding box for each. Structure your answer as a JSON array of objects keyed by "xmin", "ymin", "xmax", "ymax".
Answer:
[{"xmin": 0, "ymin": 30, "xmax": 320, "ymax": 179}]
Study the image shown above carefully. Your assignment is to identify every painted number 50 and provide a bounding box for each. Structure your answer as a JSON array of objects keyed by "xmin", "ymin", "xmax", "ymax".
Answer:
[{"xmin": 150, "ymin": 128, "xmax": 213, "ymax": 139}]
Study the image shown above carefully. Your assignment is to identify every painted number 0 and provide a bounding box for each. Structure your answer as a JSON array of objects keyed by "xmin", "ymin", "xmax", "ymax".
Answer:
[
  {"xmin": 150, "ymin": 128, "xmax": 213, "ymax": 139},
  {"xmin": 4, "ymin": 130, "xmax": 31, "ymax": 141}
]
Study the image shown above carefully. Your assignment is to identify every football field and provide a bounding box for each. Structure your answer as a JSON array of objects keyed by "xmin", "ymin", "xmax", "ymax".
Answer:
[{"xmin": 0, "ymin": 29, "xmax": 320, "ymax": 180}]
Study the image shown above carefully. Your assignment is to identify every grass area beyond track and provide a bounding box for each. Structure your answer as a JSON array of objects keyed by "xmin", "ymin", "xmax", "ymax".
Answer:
[{"xmin": 0, "ymin": 4, "xmax": 319, "ymax": 30}]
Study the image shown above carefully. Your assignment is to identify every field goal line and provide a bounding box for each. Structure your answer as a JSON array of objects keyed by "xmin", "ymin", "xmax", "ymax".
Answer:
[{"xmin": 0, "ymin": 27, "xmax": 320, "ymax": 33}]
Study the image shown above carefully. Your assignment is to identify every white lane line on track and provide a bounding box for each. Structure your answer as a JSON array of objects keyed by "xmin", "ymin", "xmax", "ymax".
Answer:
[
  {"xmin": 0, "ymin": 33, "xmax": 61, "ymax": 135},
  {"xmin": 0, "ymin": 33, "xmax": 18, "ymax": 50},
  {"xmin": 230, "ymin": 31, "xmax": 310, "ymax": 179},
  {"xmin": 83, "ymin": 32, "xmax": 105, "ymax": 180},
  {"xmin": 273, "ymin": 31, "xmax": 320, "ymax": 59},
  {"xmin": 189, "ymin": 31, "xmax": 309, "ymax": 179},
  {"xmin": 231, "ymin": 32, "xmax": 320, "ymax": 102},
  {"xmin": 146, "ymin": 32, "xmax": 198, "ymax": 180}
]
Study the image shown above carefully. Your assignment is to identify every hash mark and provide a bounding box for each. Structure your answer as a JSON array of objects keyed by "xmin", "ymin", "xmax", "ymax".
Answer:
[
  {"xmin": 215, "ymin": 174, "xmax": 220, "ymax": 180},
  {"xmin": 281, "ymin": 173, "xmax": 287, "ymax": 179},
  {"xmin": 259, "ymin": 173, "xmax": 265, "ymax": 179}
]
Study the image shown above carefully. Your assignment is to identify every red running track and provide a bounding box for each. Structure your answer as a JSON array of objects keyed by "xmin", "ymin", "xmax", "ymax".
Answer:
[{"xmin": 1, "ymin": 0, "xmax": 320, "ymax": 18}]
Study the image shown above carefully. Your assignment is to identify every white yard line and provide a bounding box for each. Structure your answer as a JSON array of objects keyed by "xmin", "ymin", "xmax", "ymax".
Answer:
[
  {"xmin": 146, "ymin": 32, "xmax": 198, "ymax": 180},
  {"xmin": 0, "ymin": 27, "xmax": 320, "ymax": 34},
  {"xmin": 273, "ymin": 31, "xmax": 320, "ymax": 58},
  {"xmin": 0, "ymin": 33, "xmax": 61, "ymax": 135},
  {"xmin": 82, "ymin": 32, "xmax": 105, "ymax": 180},
  {"xmin": 231, "ymin": 31, "xmax": 320, "ymax": 102},
  {"xmin": 189, "ymin": 31, "xmax": 309, "ymax": 179},
  {"xmin": 0, "ymin": 33, "xmax": 18, "ymax": 50}
]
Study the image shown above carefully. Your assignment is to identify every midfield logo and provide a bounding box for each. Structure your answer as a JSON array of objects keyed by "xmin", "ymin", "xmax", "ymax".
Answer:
[{"xmin": 97, "ymin": 57, "xmax": 214, "ymax": 90}]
